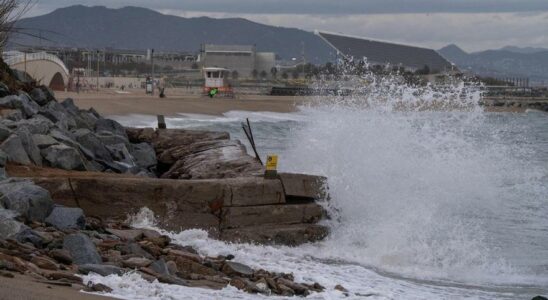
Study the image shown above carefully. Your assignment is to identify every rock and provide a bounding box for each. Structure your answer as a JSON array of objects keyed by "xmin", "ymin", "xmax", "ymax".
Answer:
[
  {"xmin": 72, "ymin": 129, "xmax": 113, "ymax": 162},
  {"xmin": 175, "ymin": 257, "xmax": 220, "ymax": 277},
  {"xmin": 150, "ymin": 259, "xmax": 170, "ymax": 276},
  {"xmin": 95, "ymin": 118, "xmax": 128, "ymax": 139},
  {"xmin": 96, "ymin": 131, "xmax": 129, "ymax": 147},
  {"xmin": 0, "ymin": 124, "xmax": 11, "ymax": 142},
  {"xmin": 221, "ymin": 261, "xmax": 254, "ymax": 277},
  {"xmin": 48, "ymin": 249, "xmax": 73, "ymax": 264},
  {"xmin": 166, "ymin": 249, "xmax": 202, "ymax": 263},
  {"xmin": 0, "ymin": 210, "xmax": 26, "ymax": 240},
  {"xmin": 30, "ymin": 256, "xmax": 58, "ymax": 270},
  {"xmin": 277, "ymin": 283, "xmax": 296, "ymax": 296},
  {"xmin": 0, "ymin": 134, "xmax": 32, "ymax": 165},
  {"xmin": 105, "ymin": 228, "xmax": 144, "ymax": 241},
  {"xmin": 0, "ymin": 82, "xmax": 9, "ymax": 97},
  {"xmin": 0, "ymin": 150, "xmax": 6, "ymax": 167},
  {"xmin": 41, "ymin": 144, "xmax": 86, "ymax": 171},
  {"xmin": 15, "ymin": 115, "xmax": 54, "ymax": 135},
  {"xmin": 29, "ymin": 87, "xmax": 49, "ymax": 106},
  {"xmin": 166, "ymin": 260, "xmax": 178, "ymax": 274},
  {"xmin": 14, "ymin": 127, "xmax": 42, "ymax": 166},
  {"xmin": 39, "ymin": 101, "xmax": 76, "ymax": 130},
  {"xmin": 32, "ymin": 134, "xmax": 58, "ymax": 149},
  {"xmin": 45, "ymin": 271, "xmax": 82, "ymax": 284},
  {"xmin": 15, "ymin": 228, "xmax": 45, "ymax": 248},
  {"xmin": 277, "ymin": 278, "xmax": 309, "ymax": 296},
  {"xmin": 129, "ymin": 143, "xmax": 157, "ymax": 169},
  {"xmin": 121, "ymin": 242, "xmax": 154, "ymax": 259},
  {"xmin": 45, "ymin": 206, "xmax": 86, "ymax": 230},
  {"xmin": 4, "ymin": 109, "xmax": 23, "ymax": 121},
  {"xmin": 78, "ymin": 264, "xmax": 125, "ymax": 276},
  {"xmin": 85, "ymin": 282, "xmax": 113, "ymax": 293},
  {"xmin": 106, "ymin": 143, "xmax": 135, "ymax": 166},
  {"xmin": 0, "ymin": 179, "xmax": 53, "ymax": 222},
  {"xmin": 0, "ymin": 94, "xmax": 39, "ymax": 117},
  {"xmin": 122, "ymin": 257, "xmax": 152, "ymax": 268},
  {"xmin": 63, "ymin": 233, "xmax": 102, "ymax": 265},
  {"xmin": 60, "ymin": 98, "xmax": 79, "ymax": 114},
  {"xmin": 334, "ymin": 284, "xmax": 348, "ymax": 293}
]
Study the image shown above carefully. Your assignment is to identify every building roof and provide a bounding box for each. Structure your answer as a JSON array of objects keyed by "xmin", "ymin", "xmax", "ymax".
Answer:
[
  {"xmin": 316, "ymin": 31, "xmax": 453, "ymax": 72},
  {"xmin": 203, "ymin": 44, "xmax": 255, "ymax": 53}
]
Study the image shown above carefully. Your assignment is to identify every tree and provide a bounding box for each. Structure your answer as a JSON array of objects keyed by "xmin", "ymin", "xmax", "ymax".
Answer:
[
  {"xmin": 231, "ymin": 70, "xmax": 239, "ymax": 80},
  {"xmin": 415, "ymin": 65, "xmax": 431, "ymax": 75},
  {"xmin": 270, "ymin": 67, "xmax": 278, "ymax": 79},
  {"xmin": 251, "ymin": 69, "xmax": 258, "ymax": 79},
  {"xmin": 259, "ymin": 70, "xmax": 267, "ymax": 79},
  {"xmin": 281, "ymin": 72, "xmax": 288, "ymax": 79},
  {"xmin": 291, "ymin": 69, "xmax": 299, "ymax": 79}
]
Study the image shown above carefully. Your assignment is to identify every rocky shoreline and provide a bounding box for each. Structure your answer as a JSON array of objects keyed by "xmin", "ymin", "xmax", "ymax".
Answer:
[{"xmin": 0, "ymin": 62, "xmax": 334, "ymax": 297}]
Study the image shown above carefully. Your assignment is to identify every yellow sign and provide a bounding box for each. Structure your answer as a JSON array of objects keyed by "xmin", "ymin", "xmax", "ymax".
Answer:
[{"xmin": 266, "ymin": 155, "xmax": 278, "ymax": 171}]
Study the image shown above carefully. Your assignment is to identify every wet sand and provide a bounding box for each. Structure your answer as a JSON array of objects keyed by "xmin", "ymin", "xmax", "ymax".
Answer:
[
  {"xmin": 57, "ymin": 89, "xmax": 312, "ymax": 116},
  {"xmin": 0, "ymin": 274, "xmax": 119, "ymax": 300}
]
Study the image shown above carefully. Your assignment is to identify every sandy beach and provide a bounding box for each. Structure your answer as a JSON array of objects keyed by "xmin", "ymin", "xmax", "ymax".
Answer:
[
  {"xmin": 0, "ymin": 274, "xmax": 118, "ymax": 300},
  {"xmin": 57, "ymin": 89, "xmax": 312, "ymax": 116}
]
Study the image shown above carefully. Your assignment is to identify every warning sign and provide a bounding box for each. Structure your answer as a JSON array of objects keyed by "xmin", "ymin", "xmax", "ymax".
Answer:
[{"xmin": 266, "ymin": 155, "xmax": 278, "ymax": 171}]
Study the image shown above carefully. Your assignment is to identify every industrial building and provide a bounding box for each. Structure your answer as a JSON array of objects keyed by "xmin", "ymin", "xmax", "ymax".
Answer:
[
  {"xmin": 316, "ymin": 31, "xmax": 454, "ymax": 74},
  {"xmin": 199, "ymin": 44, "xmax": 276, "ymax": 79}
]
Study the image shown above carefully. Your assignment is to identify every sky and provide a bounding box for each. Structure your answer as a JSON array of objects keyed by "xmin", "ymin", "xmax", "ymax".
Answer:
[{"xmin": 23, "ymin": 0, "xmax": 548, "ymax": 52}]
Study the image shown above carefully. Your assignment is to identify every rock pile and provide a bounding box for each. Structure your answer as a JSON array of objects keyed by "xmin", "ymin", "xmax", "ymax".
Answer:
[
  {"xmin": 0, "ymin": 86, "xmax": 157, "ymax": 177},
  {"xmin": 0, "ymin": 194, "xmax": 327, "ymax": 297}
]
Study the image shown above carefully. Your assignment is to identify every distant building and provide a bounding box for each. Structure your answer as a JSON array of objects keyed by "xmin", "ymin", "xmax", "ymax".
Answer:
[
  {"xmin": 316, "ymin": 31, "xmax": 455, "ymax": 74},
  {"xmin": 199, "ymin": 44, "xmax": 275, "ymax": 78}
]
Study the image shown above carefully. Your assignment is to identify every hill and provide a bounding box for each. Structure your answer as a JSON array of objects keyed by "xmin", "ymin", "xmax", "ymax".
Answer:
[
  {"xmin": 11, "ymin": 5, "xmax": 335, "ymax": 63},
  {"xmin": 439, "ymin": 44, "xmax": 548, "ymax": 84}
]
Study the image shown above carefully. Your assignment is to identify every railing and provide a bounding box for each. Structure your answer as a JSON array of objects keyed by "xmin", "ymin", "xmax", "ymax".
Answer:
[{"xmin": 3, "ymin": 52, "xmax": 70, "ymax": 76}]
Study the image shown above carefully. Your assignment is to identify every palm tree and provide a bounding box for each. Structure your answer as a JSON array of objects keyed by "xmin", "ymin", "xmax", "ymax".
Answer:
[{"xmin": 270, "ymin": 67, "xmax": 278, "ymax": 79}]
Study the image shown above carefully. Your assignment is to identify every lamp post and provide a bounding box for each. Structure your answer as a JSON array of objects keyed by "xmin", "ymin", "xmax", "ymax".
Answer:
[
  {"xmin": 151, "ymin": 48, "xmax": 155, "ymax": 96},
  {"xmin": 96, "ymin": 50, "xmax": 100, "ymax": 92}
]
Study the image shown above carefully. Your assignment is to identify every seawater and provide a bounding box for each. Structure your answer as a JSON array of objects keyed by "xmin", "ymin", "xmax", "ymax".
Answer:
[{"xmin": 100, "ymin": 94, "xmax": 548, "ymax": 299}]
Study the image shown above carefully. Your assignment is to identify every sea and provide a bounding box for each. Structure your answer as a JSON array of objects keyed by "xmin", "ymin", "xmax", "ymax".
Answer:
[{"xmin": 87, "ymin": 80, "xmax": 548, "ymax": 299}]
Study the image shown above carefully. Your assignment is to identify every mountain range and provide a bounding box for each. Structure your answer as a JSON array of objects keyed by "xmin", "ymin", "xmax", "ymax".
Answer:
[
  {"xmin": 10, "ymin": 5, "xmax": 548, "ymax": 82},
  {"xmin": 11, "ymin": 5, "xmax": 335, "ymax": 63},
  {"xmin": 438, "ymin": 44, "xmax": 548, "ymax": 83}
]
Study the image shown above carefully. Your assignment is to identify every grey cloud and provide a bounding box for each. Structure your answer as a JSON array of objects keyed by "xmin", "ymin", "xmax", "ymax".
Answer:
[{"xmin": 30, "ymin": 0, "xmax": 548, "ymax": 15}]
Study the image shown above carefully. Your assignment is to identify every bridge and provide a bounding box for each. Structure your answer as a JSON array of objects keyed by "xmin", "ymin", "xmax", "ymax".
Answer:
[{"xmin": 3, "ymin": 52, "xmax": 70, "ymax": 91}]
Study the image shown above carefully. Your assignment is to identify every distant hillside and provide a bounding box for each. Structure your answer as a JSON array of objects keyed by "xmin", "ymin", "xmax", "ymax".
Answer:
[
  {"xmin": 439, "ymin": 44, "xmax": 548, "ymax": 83},
  {"xmin": 11, "ymin": 5, "xmax": 334, "ymax": 63}
]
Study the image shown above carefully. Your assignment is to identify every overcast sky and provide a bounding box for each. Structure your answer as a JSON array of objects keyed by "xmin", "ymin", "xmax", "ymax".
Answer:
[{"xmin": 24, "ymin": 0, "xmax": 548, "ymax": 52}]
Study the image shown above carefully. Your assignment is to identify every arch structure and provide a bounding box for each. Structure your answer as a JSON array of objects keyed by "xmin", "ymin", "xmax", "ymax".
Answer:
[{"xmin": 3, "ymin": 52, "xmax": 70, "ymax": 91}]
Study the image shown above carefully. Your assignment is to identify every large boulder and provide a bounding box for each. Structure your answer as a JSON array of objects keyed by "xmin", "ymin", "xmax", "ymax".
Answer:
[
  {"xmin": 0, "ymin": 209, "xmax": 26, "ymax": 240},
  {"xmin": 95, "ymin": 118, "xmax": 128, "ymax": 139},
  {"xmin": 72, "ymin": 129, "xmax": 112, "ymax": 162},
  {"xmin": 29, "ymin": 88, "xmax": 46, "ymax": 106},
  {"xmin": 0, "ymin": 124, "xmax": 11, "ymax": 142},
  {"xmin": 0, "ymin": 94, "xmax": 39, "ymax": 117},
  {"xmin": 45, "ymin": 206, "xmax": 86, "ymax": 230},
  {"xmin": 14, "ymin": 127, "xmax": 42, "ymax": 166},
  {"xmin": 0, "ymin": 134, "xmax": 31, "ymax": 165},
  {"xmin": 39, "ymin": 101, "xmax": 76, "ymax": 130},
  {"xmin": 0, "ymin": 179, "xmax": 53, "ymax": 222},
  {"xmin": 32, "ymin": 134, "xmax": 59, "ymax": 149},
  {"xmin": 130, "ymin": 142, "xmax": 157, "ymax": 169},
  {"xmin": 96, "ymin": 131, "xmax": 129, "ymax": 147},
  {"xmin": 106, "ymin": 143, "xmax": 135, "ymax": 167},
  {"xmin": 41, "ymin": 144, "xmax": 85, "ymax": 171},
  {"xmin": 15, "ymin": 115, "xmax": 54, "ymax": 135},
  {"xmin": 63, "ymin": 233, "xmax": 102, "ymax": 265}
]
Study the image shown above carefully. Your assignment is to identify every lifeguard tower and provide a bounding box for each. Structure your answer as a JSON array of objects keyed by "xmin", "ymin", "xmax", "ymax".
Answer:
[{"xmin": 203, "ymin": 67, "xmax": 233, "ymax": 97}]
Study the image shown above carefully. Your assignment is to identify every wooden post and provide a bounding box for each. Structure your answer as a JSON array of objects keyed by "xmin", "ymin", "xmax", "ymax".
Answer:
[{"xmin": 157, "ymin": 115, "xmax": 166, "ymax": 129}]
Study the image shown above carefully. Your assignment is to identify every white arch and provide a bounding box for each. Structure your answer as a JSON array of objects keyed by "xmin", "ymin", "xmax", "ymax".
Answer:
[{"xmin": 4, "ymin": 52, "xmax": 70, "ymax": 90}]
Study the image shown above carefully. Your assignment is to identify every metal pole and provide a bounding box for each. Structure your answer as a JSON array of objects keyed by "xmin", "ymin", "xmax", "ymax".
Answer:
[
  {"xmin": 96, "ymin": 50, "xmax": 100, "ymax": 92},
  {"xmin": 151, "ymin": 49, "xmax": 155, "ymax": 96}
]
